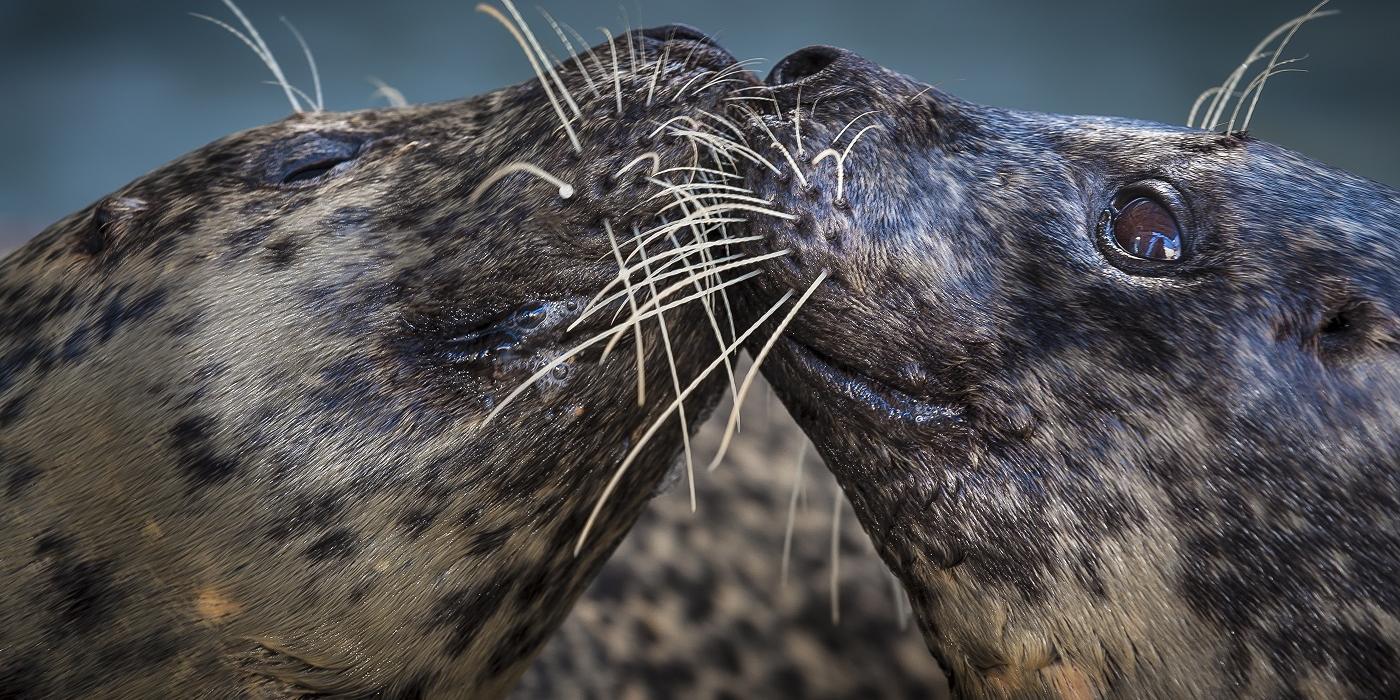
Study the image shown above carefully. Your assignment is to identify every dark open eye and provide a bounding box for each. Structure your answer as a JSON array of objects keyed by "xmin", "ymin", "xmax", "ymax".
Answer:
[{"xmin": 1110, "ymin": 197, "xmax": 1182, "ymax": 261}]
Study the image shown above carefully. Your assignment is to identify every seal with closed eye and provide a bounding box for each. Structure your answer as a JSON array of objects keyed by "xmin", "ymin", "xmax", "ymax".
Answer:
[{"xmin": 0, "ymin": 16, "xmax": 778, "ymax": 697}]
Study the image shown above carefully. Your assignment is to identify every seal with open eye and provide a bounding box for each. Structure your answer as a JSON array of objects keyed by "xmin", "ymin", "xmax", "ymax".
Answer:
[{"xmin": 737, "ymin": 34, "xmax": 1400, "ymax": 700}]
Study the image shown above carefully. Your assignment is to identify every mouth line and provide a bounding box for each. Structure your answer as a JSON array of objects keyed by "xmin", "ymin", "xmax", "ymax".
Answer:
[{"xmin": 777, "ymin": 336, "xmax": 963, "ymax": 430}]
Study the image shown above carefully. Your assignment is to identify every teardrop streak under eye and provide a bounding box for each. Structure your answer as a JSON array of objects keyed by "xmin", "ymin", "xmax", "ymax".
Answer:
[{"xmin": 1113, "ymin": 197, "xmax": 1182, "ymax": 261}]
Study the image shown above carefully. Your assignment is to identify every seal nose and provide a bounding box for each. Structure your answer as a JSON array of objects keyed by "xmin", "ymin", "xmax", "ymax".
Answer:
[
  {"xmin": 766, "ymin": 45, "xmax": 845, "ymax": 86},
  {"xmin": 638, "ymin": 24, "xmax": 720, "ymax": 48}
]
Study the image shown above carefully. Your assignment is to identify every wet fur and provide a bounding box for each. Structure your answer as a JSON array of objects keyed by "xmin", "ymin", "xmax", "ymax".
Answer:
[{"xmin": 741, "ymin": 46, "xmax": 1400, "ymax": 698}]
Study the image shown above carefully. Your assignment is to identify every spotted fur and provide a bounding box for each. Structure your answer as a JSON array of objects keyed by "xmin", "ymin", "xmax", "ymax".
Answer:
[
  {"xmin": 0, "ymin": 26, "xmax": 755, "ymax": 698},
  {"xmin": 741, "ymin": 45, "xmax": 1400, "ymax": 698}
]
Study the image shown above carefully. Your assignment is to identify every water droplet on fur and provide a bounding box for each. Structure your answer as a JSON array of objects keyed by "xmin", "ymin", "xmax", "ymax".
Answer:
[{"xmin": 515, "ymin": 303, "xmax": 547, "ymax": 330}]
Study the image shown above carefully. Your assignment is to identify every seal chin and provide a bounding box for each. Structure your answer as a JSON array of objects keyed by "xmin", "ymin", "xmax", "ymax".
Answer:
[{"xmin": 771, "ymin": 335, "xmax": 963, "ymax": 432}]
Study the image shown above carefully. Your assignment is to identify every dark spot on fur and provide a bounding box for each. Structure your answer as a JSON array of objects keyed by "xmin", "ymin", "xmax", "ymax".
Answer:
[
  {"xmin": 3, "ymin": 448, "xmax": 41, "ymax": 498},
  {"xmin": 0, "ymin": 390, "xmax": 30, "ymax": 429},
  {"xmin": 487, "ymin": 621, "xmax": 552, "ymax": 677},
  {"xmin": 263, "ymin": 237, "xmax": 300, "ymax": 269},
  {"xmin": 304, "ymin": 528, "xmax": 359, "ymax": 561},
  {"xmin": 0, "ymin": 655, "xmax": 47, "ymax": 699},
  {"xmin": 266, "ymin": 492, "xmax": 345, "ymax": 541},
  {"xmin": 465, "ymin": 525, "xmax": 512, "ymax": 557},
  {"xmin": 168, "ymin": 415, "xmax": 239, "ymax": 488},
  {"xmin": 399, "ymin": 508, "xmax": 440, "ymax": 539},
  {"xmin": 224, "ymin": 221, "xmax": 276, "ymax": 260},
  {"xmin": 392, "ymin": 672, "xmax": 435, "ymax": 700},
  {"xmin": 47, "ymin": 555, "xmax": 124, "ymax": 634},
  {"xmin": 431, "ymin": 576, "xmax": 514, "ymax": 658},
  {"xmin": 97, "ymin": 287, "xmax": 168, "ymax": 344}
]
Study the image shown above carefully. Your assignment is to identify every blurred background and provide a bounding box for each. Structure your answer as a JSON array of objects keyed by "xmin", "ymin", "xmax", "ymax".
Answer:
[{"xmin": 1, "ymin": 0, "xmax": 1396, "ymax": 250}]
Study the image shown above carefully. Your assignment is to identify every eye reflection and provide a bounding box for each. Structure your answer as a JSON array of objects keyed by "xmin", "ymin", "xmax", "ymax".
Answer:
[{"xmin": 1112, "ymin": 197, "xmax": 1182, "ymax": 261}]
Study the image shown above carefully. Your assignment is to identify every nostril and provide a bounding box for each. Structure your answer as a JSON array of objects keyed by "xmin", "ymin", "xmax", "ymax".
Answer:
[
  {"xmin": 767, "ymin": 45, "xmax": 843, "ymax": 85},
  {"xmin": 638, "ymin": 24, "xmax": 717, "ymax": 47}
]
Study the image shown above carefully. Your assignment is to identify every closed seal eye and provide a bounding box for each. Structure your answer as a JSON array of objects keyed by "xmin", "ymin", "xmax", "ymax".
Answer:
[{"xmin": 266, "ymin": 132, "xmax": 368, "ymax": 186}]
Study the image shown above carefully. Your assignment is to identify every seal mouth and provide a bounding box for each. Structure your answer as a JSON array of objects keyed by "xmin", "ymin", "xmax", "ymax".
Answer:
[{"xmin": 772, "ymin": 335, "xmax": 963, "ymax": 430}]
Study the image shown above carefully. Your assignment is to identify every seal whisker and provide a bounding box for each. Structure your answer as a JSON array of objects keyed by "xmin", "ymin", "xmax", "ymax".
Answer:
[
  {"xmin": 366, "ymin": 77, "xmax": 408, "ymax": 107},
  {"xmin": 654, "ymin": 184, "xmax": 747, "ymax": 410},
  {"xmin": 780, "ymin": 440, "xmax": 808, "ymax": 589},
  {"xmin": 1196, "ymin": 3, "xmax": 1337, "ymax": 131},
  {"xmin": 483, "ymin": 268, "xmax": 767, "ymax": 428},
  {"xmin": 832, "ymin": 110, "xmax": 881, "ymax": 144},
  {"xmin": 573, "ymin": 287, "xmax": 799, "ymax": 556},
  {"xmin": 634, "ymin": 231, "xmax": 698, "ymax": 511},
  {"xmin": 604, "ymin": 220, "xmax": 648, "ymax": 406},
  {"xmin": 538, "ymin": 9, "xmax": 602, "ymax": 100},
  {"xmin": 599, "ymin": 252, "xmax": 791, "ymax": 360},
  {"xmin": 467, "ymin": 161, "xmax": 575, "ymax": 204},
  {"xmin": 576, "ymin": 234, "xmax": 757, "ymax": 324},
  {"xmin": 602, "ymin": 29, "xmax": 624, "ymax": 116},
  {"xmin": 706, "ymin": 269, "xmax": 829, "ymax": 472},
  {"xmin": 498, "ymin": 0, "xmax": 582, "ymax": 119},
  {"xmin": 830, "ymin": 485, "xmax": 843, "ymax": 625},
  {"xmin": 577, "ymin": 251, "xmax": 749, "ymax": 331},
  {"xmin": 1231, "ymin": 61, "xmax": 1310, "ymax": 133},
  {"xmin": 477, "ymin": 2, "xmax": 582, "ymax": 152},
  {"xmin": 193, "ymin": 1, "xmax": 304, "ymax": 113},
  {"xmin": 646, "ymin": 39, "xmax": 671, "ymax": 107},
  {"xmin": 750, "ymin": 115, "xmax": 809, "ymax": 186},
  {"xmin": 1236, "ymin": 2, "xmax": 1332, "ymax": 132},
  {"xmin": 278, "ymin": 17, "xmax": 323, "ymax": 112}
]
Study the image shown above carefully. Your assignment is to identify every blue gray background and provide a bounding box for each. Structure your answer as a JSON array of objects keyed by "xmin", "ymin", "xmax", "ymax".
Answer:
[{"xmin": 2, "ymin": 0, "xmax": 1397, "ymax": 250}]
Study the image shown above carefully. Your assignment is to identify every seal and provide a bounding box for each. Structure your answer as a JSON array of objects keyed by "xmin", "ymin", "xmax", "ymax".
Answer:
[
  {"xmin": 736, "ymin": 39, "xmax": 1400, "ymax": 699},
  {"xmin": 0, "ymin": 16, "xmax": 775, "ymax": 697}
]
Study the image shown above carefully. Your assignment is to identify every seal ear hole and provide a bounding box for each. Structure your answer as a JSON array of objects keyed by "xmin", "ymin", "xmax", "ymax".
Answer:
[{"xmin": 1314, "ymin": 299, "xmax": 1396, "ymax": 362}]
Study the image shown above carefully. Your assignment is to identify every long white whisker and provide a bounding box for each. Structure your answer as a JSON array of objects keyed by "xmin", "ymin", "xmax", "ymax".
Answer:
[
  {"xmin": 780, "ymin": 440, "xmax": 808, "ymax": 588},
  {"xmin": 368, "ymin": 77, "xmax": 408, "ymax": 107},
  {"xmin": 1237, "ymin": 2, "xmax": 1330, "ymax": 132},
  {"xmin": 193, "ymin": 7, "xmax": 302, "ymax": 113},
  {"xmin": 707, "ymin": 269, "xmax": 829, "ymax": 472},
  {"xmin": 477, "ymin": 3, "xmax": 581, "ymax": 152},
  {"xmin": 830, "ymin": 486, "xmax": 843, "ymax": 625},
  {"xmin": 600, "ymin": 252, "xmax": 790, "ymax": 359},
  {"xmin": 482, "ymin": 269, "xmax": 766, "ymax": 428},
  {"xmin": 279, "ymin": 17, "xmax": 322, "ymax": 112},
  {"xmin": 573, "ymin": 287, "xmax": 797, "ymax": 556},
  {"xmin": 469, "ymin": 162, "xmax": 575, "ymax": 204},
  {"xmin": 604, "ymin": 220, "xmax": 647, "ymax": 405},
  {"xmin": 539, "ymin": 8, "xmax": 601, "ymax": 99},
  {"xmin": 500, "ymin": 0, "xmax": 581, "ymax": 119},
  {"xmin": 635, "ymin": 233, "xmax": 697, "ymax": 511}
]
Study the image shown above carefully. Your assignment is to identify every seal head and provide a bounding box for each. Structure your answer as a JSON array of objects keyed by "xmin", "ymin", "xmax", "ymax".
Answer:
[
  {"xmin": 0, "ymin": 26, "xmax": 759, "ymax": 698},
  {"xmin": 742, "ymin": 45, "xmax": 1400, "ymax": 698}
]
